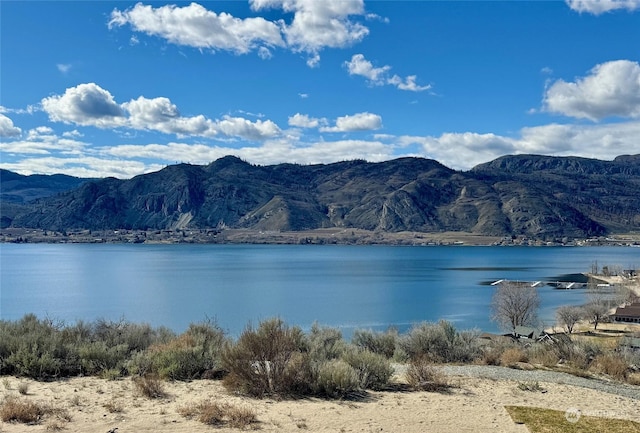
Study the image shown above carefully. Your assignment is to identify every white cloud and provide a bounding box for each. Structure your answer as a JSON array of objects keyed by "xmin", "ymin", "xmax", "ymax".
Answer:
[
  {"xmin": 40, "ymin": 83, "xmax": 280, "ymax": 140},
  {"xmin": 345, "ymin": 54, "xmax": 431, "ymax": 92},
  {"xmin": 57, "ymin": 63, "xmax": 72, "ymax": 73},
  {"xmin": 0, "ymin": 156, "xmax": 163, "ymax": 179},
  {"xmin": 544, "ymin": 60, "xmax": 640, "ymax": 120},
  {"xmin": 251, "ymin": 0, "xmax": 368, "ymax": 62},
  {"xmin": 62, "ymin": 130, "xmax": 83, "ymax": 138},
  {"xmin": 0, "ymin": 114, "xmax": 22, "ymax": 137},
  {"xmin": 345, "ymin": 53, "xmax": 390, "ymax": 85},
  {"xmin": 215, "ymin": 116, "xmax": 280, "ymax": 140},
  {"xmin": 4, "ymin": 118, "xmax": 640, "ymax": 178},
  {"xmin": 388, "ymin": 75, "xmax": 431, "ymax": 92},
  {"xmin": 41, "ymin": 83, "xmax": 125, "ymax": 127},
  {"xmin": 320, "ymin": 112, "xmax": 382, "ymax": 132},
  {"xmin": 110, "ymin": 1, "xmax": 369, "ymax": 67},
  {"xmin": 109, "ymin": 2, "xmax": 284, "ymax": 54},
  {"xmin": 394, "ymin": 120, "xmax": 640, "ymax": 170},
  {"xmin": 566, "ymin": 0, "xmax": 640, "ymax": 14},
  {"xmin": 288, "ymin": 113, "xmax": 326, "ymax": 128},
  {"xmin": 102, "ymin": 137, "xmax": 392, "ymax": 169},
  {"xmin": 0, "ymin": 126, "xmax": 86, "ymax": 155}
]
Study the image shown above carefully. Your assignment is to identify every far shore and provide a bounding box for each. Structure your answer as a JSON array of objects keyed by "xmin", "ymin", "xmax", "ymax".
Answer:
[{"xmin": 2, "ymin": 227, "xmax": 640, "ymax": 246}]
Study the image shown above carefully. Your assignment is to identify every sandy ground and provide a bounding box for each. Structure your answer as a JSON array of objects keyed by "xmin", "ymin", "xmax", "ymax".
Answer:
[{"xmin": 1, "ymin": 373, "xmax": 638, "ymax": 433}]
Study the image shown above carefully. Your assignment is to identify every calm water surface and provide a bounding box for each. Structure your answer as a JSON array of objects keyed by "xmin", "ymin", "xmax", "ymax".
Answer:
[{"xmin": 1, "ymin": 244, "xmax": 638, "ymax": 336}]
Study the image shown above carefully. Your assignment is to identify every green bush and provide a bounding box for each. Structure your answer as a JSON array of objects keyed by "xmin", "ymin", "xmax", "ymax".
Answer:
[
  {"xmin": 351, "ymin": 328, "xmax": 398, "ymax": 359},
  {"xmin": 313, "ymin": 359, "xmax": 360, "ymax": 398},
  {"xmin": 127, "ymin": 320, "xmax": 228, "ymax": 380},
  {"xmin": 0, "ymin": 314, "xmax": 175, "ymax": 379},
  {"xmin": 78, "ymin": 341, "xmax": 129, "ymax": 376},
  {"xmin": 399, "ymin": 320, "xmax": 481, "ymax": 363},
  {"xmin": 307, "ymin": 323, "xmax": 346, "ymax": 362},
  {"xmin": 341, "ymin": 348, "xmax": 393, "ymax": 390}
]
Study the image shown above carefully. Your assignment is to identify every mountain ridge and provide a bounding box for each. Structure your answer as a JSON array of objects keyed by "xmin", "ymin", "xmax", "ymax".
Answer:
[{"xmin": 2, "ymin": 154, "xmax": 639, "ymax": 239}]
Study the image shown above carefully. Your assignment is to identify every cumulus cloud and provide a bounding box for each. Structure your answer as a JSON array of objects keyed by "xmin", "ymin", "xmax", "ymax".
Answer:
[
  {"xmin": 544, "ymin": 60, "xmax": 640, "ymax": 120},
  {"xmin": 250, "ymin": 0, "xmax": 368, "ymax": 55},
  {"xmin": 566, "ymin": 0, "xmax": 640, "ymax": 14},
  {"xmin": 216, "ymin": 116, "xmax": 280, "ymax": 140},
  {"xmin": 288, "ymin": 113, "xmax": 326, "ymax": 128},
  {"xmin": 319, "ymin": 112, "xmax": 382, "ymax": 132},
  {"xmin": 41, "ymin": 83, "xmax": 125, "ymax": 127},
  {"xmin": 110, "ymin": 1, "xmax": 369, "ymax": 66},
  {"xmin": 109, "ymin": 2, "xmax": 284, "ymax": 54},
  {"xmin": 40, "ymin": 83, "xmax": 280, "ymax": 140},
  {"xmin": 0, "ymin": 114, "xmax": 22, "ymax": 137},
  {"xmin": 345, "ymin": 54, "xmax": 431, "ymax": 92}
]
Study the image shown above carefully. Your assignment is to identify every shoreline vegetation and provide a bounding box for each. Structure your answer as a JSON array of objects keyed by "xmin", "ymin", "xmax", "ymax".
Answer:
[
  {"xmin": 2, "ymin": 227, "xmax": 640, "ymax": 246},
  {"xmin": 2, "ymin": 308, "xmax": 639, "ymax": 431}
]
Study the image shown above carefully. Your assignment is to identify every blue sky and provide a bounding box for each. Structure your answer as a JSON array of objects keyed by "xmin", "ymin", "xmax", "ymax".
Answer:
[{"xmin": 1, "ymin": 0, "xmax": 639, "ymax": 178}]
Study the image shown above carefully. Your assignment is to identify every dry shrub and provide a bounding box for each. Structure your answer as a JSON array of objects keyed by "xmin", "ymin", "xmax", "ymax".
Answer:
[
  {"xmin": 103, "ymin": 399, "xmax": 124, "ymax": 413},
  {"xmin": 179, "ymin": 400, "xmax": 257, "ymax": 428},
  {"xmin": 592, "ymin": 353, "xmax": 628, "ymax": 380},
  {"xmin": 133, "ymin": 374, "xmax": 166, "ymax": 399},
  {"xmin": 405, "ymin": 357, "xmax": 449, "ymax": 391},
  {"xmin": 18, "ymin": 382, "xmax": 29, "ymax": 395},
  {"xmin": 627, "ymin": 372, "xmax": 640, "ymax": 386},
  {"xmin": 499, "ymin": 347, "xmax": 527, "ymax": 366},
  {"xmin": 527, "ymin": 344, "xmax": 560, "ymax": 367},
  {"xmin": 0, "ymin": 396, "xmax": 49, "ymax": 424},
  {"xmin": 222, "ymin": 318, "xmax": 308, "ymax": 397},
  {"xmin": 225, "ymin": 404, "xmax": 259, "ymax": 429}
]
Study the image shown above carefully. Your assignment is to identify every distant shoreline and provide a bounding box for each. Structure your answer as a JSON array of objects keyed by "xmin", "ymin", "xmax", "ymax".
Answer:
[{"xmin": 2, "ymin": 227, "xmax": 640, "ymax": 246}]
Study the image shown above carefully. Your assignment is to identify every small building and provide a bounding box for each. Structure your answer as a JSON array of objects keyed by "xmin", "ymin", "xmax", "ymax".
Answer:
[
  {"xmin": 611, "ymin": 302, "xmax": 640, "ymax": 324},
  {"xmin": 514, "ymin": 326, "xmax": 543, "ymax": 340}
]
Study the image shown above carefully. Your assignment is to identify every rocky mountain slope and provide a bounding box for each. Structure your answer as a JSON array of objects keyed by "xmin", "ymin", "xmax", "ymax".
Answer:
[{"xmin": 3, "ymin": 154, "xmax": 639, "ymax": 239}]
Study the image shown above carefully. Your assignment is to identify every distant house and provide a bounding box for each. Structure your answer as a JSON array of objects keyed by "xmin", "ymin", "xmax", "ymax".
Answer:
[
  {"xmin": 611, "ymin": 302, "xmax": 640, "ymax": 324},
  {"xmin": 514, "ymin": 326, "xmax": 543, "ymax": 340}
]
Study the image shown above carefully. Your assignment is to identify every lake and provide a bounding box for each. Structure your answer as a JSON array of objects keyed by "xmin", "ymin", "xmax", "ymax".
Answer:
[{"xmin": 1, "ymin": 244, "xmax": 638, "ymax": 337}]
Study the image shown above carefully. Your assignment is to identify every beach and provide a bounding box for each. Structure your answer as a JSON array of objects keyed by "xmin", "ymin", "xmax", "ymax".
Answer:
[{"xmin": 2, "ymin": 369, "xmax": 639, "ymax": 433}]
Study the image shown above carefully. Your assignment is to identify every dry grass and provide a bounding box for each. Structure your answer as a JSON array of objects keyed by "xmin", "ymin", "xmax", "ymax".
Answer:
[
  {"xmin": 405, "ymin": 358, "xmax": 450, "ymax": 392},
  {"xmin": 133, "ymin": 375, "xmax": 166, "ymax": 399},
  {"xmin": 505, "ymin": 406, "xmax": 640, "ymax": 433},
  {"xmin": 178, "ymin": 400, "xmax": 258, "ymax": 428},
  {"xmin": 104, "ymin": 399, "xmax": 124, "ymax": 413},
  {"xmin": 0, "ymin": 396, "xmax": 69, "ymax": 426},
  {"xmin": 627, "ymin": 372, "xmax": 640, "ymax": 386},
  {"xmin": 592, "ymin": 353, "xmax": 628, "ymax": 380},
  {"xmin": 0, "ymin": 396, "xmax": 49, "ymax": 423},
  {"xmin": 499, "ymin": 347, "xmax": 528, "ymax": 366}
]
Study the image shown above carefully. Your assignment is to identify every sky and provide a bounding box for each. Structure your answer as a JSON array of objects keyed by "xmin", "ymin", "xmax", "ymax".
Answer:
[{"xmin": 1, "ymin": 0, "xmax": 640, "ymax": 179}]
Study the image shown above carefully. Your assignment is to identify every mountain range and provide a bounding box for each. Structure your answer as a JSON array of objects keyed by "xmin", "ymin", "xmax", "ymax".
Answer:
[{"xmin": 2, "ymin": 154, "xmax": 639, "ymax": 239}]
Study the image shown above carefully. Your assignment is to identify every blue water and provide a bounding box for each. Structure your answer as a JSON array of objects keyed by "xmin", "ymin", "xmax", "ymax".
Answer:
[{"xmin": 1, "ymin": 244, "xmax": 637, "ymax": 337}]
